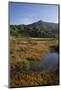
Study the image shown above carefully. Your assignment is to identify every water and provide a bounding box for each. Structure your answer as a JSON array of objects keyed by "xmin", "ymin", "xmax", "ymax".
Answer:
[{"xmin": 30, "ymin": 52, "xmax": 59, "ymax": 72}]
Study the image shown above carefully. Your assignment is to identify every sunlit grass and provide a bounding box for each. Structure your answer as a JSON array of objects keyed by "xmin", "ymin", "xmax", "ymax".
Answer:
[
  {"xmin": 10, "ymin": 71, "xmax": 59, "ymax": 87},
  {"xmin": 10, "ymin": 37, "xmax": 59, "ymax": 87}
]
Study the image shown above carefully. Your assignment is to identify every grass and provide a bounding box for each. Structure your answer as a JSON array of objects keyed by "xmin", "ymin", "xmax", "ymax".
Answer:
[
  {"xmin": 10, "ymin": 37, "xmax": 58, "ymax": 63},
  {"xmin": 10, "ymin": 70, "xmax": 59, "ymax": 88},
  {"xmin": 10, "ymin": 37, "xmax": 59, "ymax": 87}
]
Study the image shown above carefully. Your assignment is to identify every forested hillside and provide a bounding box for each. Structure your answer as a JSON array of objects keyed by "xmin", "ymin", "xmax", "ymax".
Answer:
[{"xmin": 10, "ymin": 20, "xmax": 58, "ymax": 38}]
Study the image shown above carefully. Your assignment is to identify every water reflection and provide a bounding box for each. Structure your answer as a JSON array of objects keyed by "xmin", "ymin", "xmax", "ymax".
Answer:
[{"xmin": 29, "ymin": 52, "xmax": 59, "ymax": 72}]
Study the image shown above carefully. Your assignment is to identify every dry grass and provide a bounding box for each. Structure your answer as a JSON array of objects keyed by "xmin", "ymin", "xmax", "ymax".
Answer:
[
  {"xmin": 9, "ymin": 37, "xmax": 59, "ymax": 87},
  {"xmin": 10, "ymin": 37, "xmax": 58, "ymax": 62},
  {"xmin": 10, "ymin": 71, "xmax": 59, "ymax": 88}
]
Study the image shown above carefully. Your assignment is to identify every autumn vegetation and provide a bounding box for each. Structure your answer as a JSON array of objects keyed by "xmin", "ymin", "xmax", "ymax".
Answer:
[{"xmin": 9, "ymin": 37, "xmax": 59, "ymax": 88}]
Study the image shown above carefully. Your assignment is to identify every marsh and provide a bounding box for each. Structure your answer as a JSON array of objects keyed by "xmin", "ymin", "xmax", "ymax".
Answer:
[{"xmin": 10, "ymin": 38, "xmax": 59, "ymax": 87}]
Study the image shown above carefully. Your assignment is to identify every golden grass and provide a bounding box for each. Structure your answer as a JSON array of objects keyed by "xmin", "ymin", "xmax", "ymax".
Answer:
[
  {"xmin": 10, "ymin": 71, "xmax": 59, "ymax": 87},
  {"xmin": 10, "ymin": 37, "xmax": 59, "ymax": 87},
  {"xmin": 10, "ymin": 37, "xmax": 58, "ymax": 63}
]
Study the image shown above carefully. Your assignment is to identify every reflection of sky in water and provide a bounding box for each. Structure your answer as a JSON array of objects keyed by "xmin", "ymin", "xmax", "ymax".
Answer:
[{"xmin": 30, "ymin": 53, "xmax": 59, "ymax": 72}]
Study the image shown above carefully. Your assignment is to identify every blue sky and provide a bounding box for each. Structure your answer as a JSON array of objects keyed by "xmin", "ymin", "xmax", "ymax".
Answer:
[{"xmin": 9, "ymin": 2, "xmax": 58, "ymax": 25}]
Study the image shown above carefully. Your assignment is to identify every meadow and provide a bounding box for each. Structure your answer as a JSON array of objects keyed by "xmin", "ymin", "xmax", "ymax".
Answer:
[{"xmin": 9, "ymin": 37, "xmax": 59, "ymax": 87}]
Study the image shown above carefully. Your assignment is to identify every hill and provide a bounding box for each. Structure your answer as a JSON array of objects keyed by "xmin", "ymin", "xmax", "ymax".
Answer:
[{"xmin": 10, "ymin": 20, "xmax": 58, "ymax": 38}]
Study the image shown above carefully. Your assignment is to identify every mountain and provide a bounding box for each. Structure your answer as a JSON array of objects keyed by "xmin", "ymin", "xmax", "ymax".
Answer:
[{"xmin": 10, "ymin": 20, "xmax": 58, "ymax": 38}]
